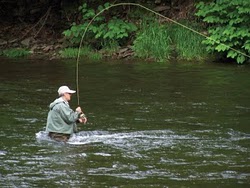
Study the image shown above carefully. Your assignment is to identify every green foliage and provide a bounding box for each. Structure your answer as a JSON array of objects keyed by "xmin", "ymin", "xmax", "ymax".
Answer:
[
  {"xmin": 132, "ymin": 20, "xmax": 208, "ymax": 62},
  {"xmin": 59, "ymin": 47, "xmax": 102, "ymax": 61},
  {"xmin": 59, "ymin": 47, "xmax": 84, "ymax": 58},
  {"xmin": 170, "ymin": 23, "xmax": 209, "ymax": 60},
  {"xmin": 196, "ymin": 0, "xmax": 250, "ymax": 64},
  {"xmin": 99, "ymin": 40, "xmax": 119, "ymax": 57},
  {"xmin": 2, "ymin": 48, "xmax": 30, "ymax": 58},
  {"xmin": 132, "ymin": 21, "xmax": 171, "ymax": 62},
  {"xmin": 89, "ymin": 52, "xmax": 102, "ymax": 61},
  {"xmin": 63, "ymin": 3, "xmax": 137, "ymax": 49}
]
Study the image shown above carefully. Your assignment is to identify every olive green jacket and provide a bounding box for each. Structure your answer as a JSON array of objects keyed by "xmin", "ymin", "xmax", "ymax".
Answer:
[{"xmin": 46, "ymin": 97, "xmax": 81, "ymax": 135}]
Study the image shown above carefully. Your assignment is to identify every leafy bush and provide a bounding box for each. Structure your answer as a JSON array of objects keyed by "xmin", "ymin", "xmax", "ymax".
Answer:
[
  {"xmin": 63, "ymin": 3, "xmax": 137, "ymax": 49},
  {"xmin": 196, "ymin": 0, "xmax": 250, "ymax": 64}
]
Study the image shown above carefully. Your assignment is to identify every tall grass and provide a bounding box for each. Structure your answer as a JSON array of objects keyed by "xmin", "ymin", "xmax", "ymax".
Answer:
[
  {"xmin": 132, "ymin": 22, "xmax": 171, "ymax": 62},
  {"xmin": 170, "ymin": 23, "xmax": 209, "ymax": 60},
  {"xmin": 132, "ymin": 20, "xmax": 209, "ymax": 62},
  {"xmin": 2, "ymin": 48, "xmax": 30, "ymax": 58},
  {"xmin": 59, "ymin": 46, "xmax": 102, "ymax": 61}
]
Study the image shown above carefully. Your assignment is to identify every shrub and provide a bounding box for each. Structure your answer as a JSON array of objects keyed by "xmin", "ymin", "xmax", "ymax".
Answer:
[
  {"xmin": 196, "ymin": 0, "xmax": 250, "ymax": 64},
  {"xmin": 63, "ymin": 3, "xmax": 137, "ymax": 49}
]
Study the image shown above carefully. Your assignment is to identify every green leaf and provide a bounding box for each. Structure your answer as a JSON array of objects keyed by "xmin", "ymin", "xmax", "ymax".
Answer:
[
  {"xmin": 103, "ymin": 32, "xmax": 110, "ymax": 39},
  {"xmin": 203, "ymin": 16, "xmax": 219, "ymax": 23},
  {"xmin": 92, "ymin": 27, "xmax": 97, "ymax": 33},
  {"xmin": 222, "ymin": 27, "xmax": 236, "ymax": 35},
  {"xmin": 226, "ymin": 50, "xmax": 237, "ymax": 58},
  {"xmin": 71, "ymin": 25, "xmax": 77, "ymax": 32},
  {"xmin": 215, "ymin": 44, "xmax": 229, "ymax": 52},
  {"xmin": 95, "ymin": 32, "xmax": 102, "ymax": 39},
  {"xmin": 62, "ymin": 30, "xmax": 70, "ymax": 37},
  {"xmin": 243, "ymin": 40, "xmax": 250, "ymax": 51},
  {"xmin": 238, "ymin": 7, "xmax": 250, "ymax": 14},
  {"xmin": 104, "ymin": 2, "xmax": 111, "ymax": 8},
  {"xmin": 97, "ymin": 5, "xmax": 104, "ymax": 12},
  {"xmin": 236, "ymin": 55, "xmax": 246, "ymax": 64}
]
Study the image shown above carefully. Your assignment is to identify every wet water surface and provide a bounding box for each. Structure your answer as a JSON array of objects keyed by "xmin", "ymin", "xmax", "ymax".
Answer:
[{"xmin": 0, "ymin": 58, "xmax": 250, "ymax": 187}]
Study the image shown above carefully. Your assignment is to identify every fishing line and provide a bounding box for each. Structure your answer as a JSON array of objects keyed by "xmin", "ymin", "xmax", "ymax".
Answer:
[{"xmin": 75, "ymin": 2, "xmax": 250, "ymax": 105}]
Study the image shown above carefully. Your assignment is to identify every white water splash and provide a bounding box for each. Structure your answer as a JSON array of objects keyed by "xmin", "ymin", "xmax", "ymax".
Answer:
[
  {"xmin": 36, "ymin": 129, "xmax": 176, "ymax": 148},
  {"xmin": 36, "ymin": 129, "xmax": 196, "ymax": 153}
]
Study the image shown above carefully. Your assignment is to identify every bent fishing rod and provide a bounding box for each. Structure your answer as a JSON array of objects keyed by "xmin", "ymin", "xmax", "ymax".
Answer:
[{"xmin": 75, "ymin": 2, "xmax": 250, "ymax": 106}]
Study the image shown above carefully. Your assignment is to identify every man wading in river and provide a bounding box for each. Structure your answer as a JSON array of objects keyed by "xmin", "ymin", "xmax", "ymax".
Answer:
[{"xmin": 46, "ymin": 86, "xmax": 87, "ymax": 142}]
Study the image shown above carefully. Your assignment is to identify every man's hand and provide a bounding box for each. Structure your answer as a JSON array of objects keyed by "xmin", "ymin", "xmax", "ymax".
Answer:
[
  {"xmin": 75, "ymin": 107, "xmax": 82, "ymax": 113},
  {"xmin": 78, "ymin": 117, "xmax": 87, "ymax": 124}
]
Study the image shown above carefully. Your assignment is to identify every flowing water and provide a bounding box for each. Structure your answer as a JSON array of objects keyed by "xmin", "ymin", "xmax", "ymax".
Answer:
[{"xmin": 0, "ymin": 58, "xmax": 249, "ymax": 187}]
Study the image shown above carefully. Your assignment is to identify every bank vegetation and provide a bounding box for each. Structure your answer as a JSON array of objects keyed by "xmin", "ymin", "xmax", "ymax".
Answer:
[{"xmin": 0, "ymin": 0, "xmax": 249, "ymax": 64}]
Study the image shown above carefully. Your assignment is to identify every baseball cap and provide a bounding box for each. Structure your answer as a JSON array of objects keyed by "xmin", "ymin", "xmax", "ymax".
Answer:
[{"xmin": 58, "ymin": 86, "xmax": 76, "ymax": 96}]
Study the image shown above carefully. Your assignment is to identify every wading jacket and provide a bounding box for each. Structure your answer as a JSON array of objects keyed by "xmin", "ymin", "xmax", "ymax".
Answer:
[{"xmin": 46, "ymin": 97, "xmax": 80, "ymax": 135}]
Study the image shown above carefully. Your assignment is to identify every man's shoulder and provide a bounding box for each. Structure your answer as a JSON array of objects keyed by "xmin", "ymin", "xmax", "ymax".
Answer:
[{"xmin": 50, "ymin": 98, "xmax": 67, "ymax": 109}]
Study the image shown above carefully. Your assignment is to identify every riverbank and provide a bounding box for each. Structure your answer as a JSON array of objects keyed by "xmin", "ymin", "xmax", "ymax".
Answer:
[
  {"xmin": 0, "ymin": 22, "xmax": 66, "ymax": 60},
  {"xmin": 0, "ymin": 22, "xmax": 209, "ymax": 63},
  {"xmin": 0, "ymin": 1, "xmax": 204, "ymax": 62},
  {"xmin": 0, "ymin": 22, "xmax": 141, "ymax": 61}
]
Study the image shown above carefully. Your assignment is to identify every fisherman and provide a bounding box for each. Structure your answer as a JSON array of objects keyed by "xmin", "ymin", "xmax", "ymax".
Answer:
[{"xmin": 46, "ymin": 86, "xmax": 87, "ymax": 142}]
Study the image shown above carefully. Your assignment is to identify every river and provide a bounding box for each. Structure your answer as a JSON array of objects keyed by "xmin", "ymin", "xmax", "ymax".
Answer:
[{"xmin": 0, "ymin": 58, "xmax": 249, "ymax": 187}]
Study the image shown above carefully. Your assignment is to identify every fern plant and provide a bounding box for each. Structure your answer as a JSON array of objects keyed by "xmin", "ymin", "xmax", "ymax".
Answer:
[{"xmin": 196, "ymin": 0, "xmax": 250, "ymax": 64}]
